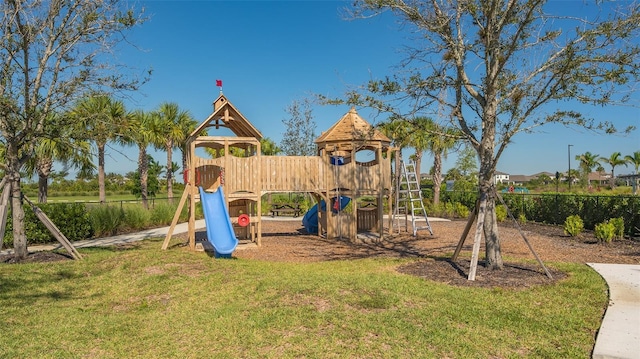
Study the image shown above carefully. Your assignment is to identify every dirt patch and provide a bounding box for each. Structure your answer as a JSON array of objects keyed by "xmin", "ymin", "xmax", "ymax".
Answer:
[
  {"xmin": 0, "ymin": 251, "xmax": 73, "ymax": 264},
  {"xmin": 397, "ymin": 258, "xmax": 567, "ymax": 288},
  {"xmin": 230, "ymin": 219, "xmax": 638, "ymax": 288}
]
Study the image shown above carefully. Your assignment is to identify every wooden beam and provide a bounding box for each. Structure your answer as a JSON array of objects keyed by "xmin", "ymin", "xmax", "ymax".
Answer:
[
  {"xmin": 452, "ymin": 199, "xmax": 479, "ymax": 261},
  {"xmin": 23, "ymin": 195, "xmax": 82, "ymax": 260},
  {"xmin": 468, "ymin": 194, "xmax": 487, "ymax": 281},
  {"xmin": 496, "ymin": 192, "xmax": 553, "ymax": 279},
  {"xmin": 0, "ymin": 179, "xmax": 10, "ymax": 247},
  {"xmin": 161, "ymin": 186, "xmax": 190, "ymax": 250}
]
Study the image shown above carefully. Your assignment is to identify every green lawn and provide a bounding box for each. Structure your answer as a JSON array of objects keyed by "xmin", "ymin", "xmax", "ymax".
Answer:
[{"xmin": 0, "ymin": 239, "xmax": 607, "ymax": 358}]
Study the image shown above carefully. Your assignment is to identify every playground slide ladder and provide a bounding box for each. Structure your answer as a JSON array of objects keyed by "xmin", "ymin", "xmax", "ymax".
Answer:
[{"xmin": 395, "ymin": 160, "xmax": 433, "ymax": 236}]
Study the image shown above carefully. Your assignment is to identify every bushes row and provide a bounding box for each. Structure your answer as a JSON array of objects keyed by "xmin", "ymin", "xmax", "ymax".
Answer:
[
  {"xmin": 459, "ymin": 191, "xmax": 639, "ymax": 237},
  {"xmin": 3, "ymin": 201, "xmax": 197, "ymax": 248},
  {"xmin": 563, "ymin": 215, "xmax": 625, "ymax": 243}
]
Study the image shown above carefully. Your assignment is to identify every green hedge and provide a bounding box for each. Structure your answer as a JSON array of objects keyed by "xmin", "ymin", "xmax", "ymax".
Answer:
[
  {"xmin": 498, "ymin": 192, "xmax": 638, "ymax": 236},
  {"xmin": 439, "ymin": 190, "xmax": 638, "ymax": 237},
  {"xmin": 3, "ymin": 202, "xmax": 93, "ymax": 247},
  {"xmin": 3, "ymin": 199, "xmax": 197, "ymax": 248}
]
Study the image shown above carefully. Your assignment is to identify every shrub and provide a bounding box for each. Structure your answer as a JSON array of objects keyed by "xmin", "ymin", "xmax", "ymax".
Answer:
[
  {"xmin": 518, "ymin": 213, "xmax": 527, "ymax": 224},
  {"xmin": 594, "ymin": 221, "xmax": 616, "ymax": 243},
  {"xmin": 89, "ymin": 205, "xmax": 125, "ymax": 237},
  {"xmin": 123, "ymin": 206, "xmax": 151, "ymax": 230},
  {"xmin": 564, "ymin": 215, "xmax": 584, "ymax": 237},
  {"xmin": 3, "ymin": 202, "xmax": 93, "ymax": 247},
  {"xmin": 454, "ymin": 202, "xmax": 470, "ymax": 218},
  {"xmin": 495, "ymin": 205, "xmax": 507, "ymax": 222},
  {"xmin": 608, "ymin": 217, "xmax": 625, "ymax": 240},
  {"xmin": 444, "ymin": 202, "xmax": 456, "ymax": 218},
  {"xmin": 150, "ymin": 203, "xmax": 176, "ymax": 226}
]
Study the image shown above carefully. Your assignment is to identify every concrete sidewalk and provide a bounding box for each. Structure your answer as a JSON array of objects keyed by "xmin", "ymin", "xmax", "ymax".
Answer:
[
  {"xmin": 0, "ymin": 219, "xmax": 207, "ymax": 254},
  {"xmin": 588, "ymin": 263, "xmax": 640, "ymax": 359}
]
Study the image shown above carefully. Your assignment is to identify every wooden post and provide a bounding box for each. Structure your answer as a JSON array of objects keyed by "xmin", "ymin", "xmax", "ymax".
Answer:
[
  {"xmin": 188, "ymin": 141, "xmax": 197, "ymax": 250},
  {"xmin": 468, "ymin": 193, "xmax": 487, "ymax": 281},
  {"xmin": 23, "ymin": 195, "xmax": 82, "ymax": 260},
  {"xmin": 452, "ymin": 199, "xmax": 479, "ymax": 261},
  {"xmin": 161, "ymin": 186, "xmax": 190, "ymax": 250},
  {"xmin": 496, "ymin": 192, "xmax": 553, "ymax": 279},
  {"xmin": 0, "ymin": 178, "xmax": 10, "ymax": 247},
  {"xmin": 256, "ymin": 140, "xmax": 262, "ymax": 246}
]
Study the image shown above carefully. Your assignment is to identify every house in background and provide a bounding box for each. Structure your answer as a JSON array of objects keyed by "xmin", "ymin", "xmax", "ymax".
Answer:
[
  {"xmin": 588, "ymin": 172, "xmax": 611, "ymax": 185},
  {"xmin": 507, "ymin": 174, "xmax": 530, "ymax": 185},
  {"xmin": 494, "ymin": 171, "xmax": 510, "ymax": 184}
]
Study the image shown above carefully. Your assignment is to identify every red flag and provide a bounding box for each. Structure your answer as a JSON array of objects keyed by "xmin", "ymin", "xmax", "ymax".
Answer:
[{"xmin": 216, "ymin": 79, "xmax": 222, "ymax": 87}]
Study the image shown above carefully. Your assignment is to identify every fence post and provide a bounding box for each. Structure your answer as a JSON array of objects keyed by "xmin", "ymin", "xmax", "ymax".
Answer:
[{"xmin": 554, "ymin": 193, "xmax": 559, "ymax": 225}]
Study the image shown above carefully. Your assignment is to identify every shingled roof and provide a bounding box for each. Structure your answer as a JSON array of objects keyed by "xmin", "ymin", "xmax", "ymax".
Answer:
[
  {"xmin": 190, "ymin": 94, "xmax": 263, "ymax": 139},
  {"xmin": 315, "ymin": 107, "xmax": 390, "ymax": 148}
]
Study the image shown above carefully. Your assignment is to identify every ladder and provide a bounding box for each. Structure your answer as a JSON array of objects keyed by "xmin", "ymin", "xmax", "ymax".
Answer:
[{"xmin": 394, "ymin": 160, "xmax": 433, "ymax": 236}]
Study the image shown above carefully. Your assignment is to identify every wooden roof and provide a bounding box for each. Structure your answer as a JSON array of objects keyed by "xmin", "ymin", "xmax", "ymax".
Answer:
[
  {"xmin": 315, "ymin": 107, "xmax": 391, "ymax": 148},
  {"xmin": 189, "ymin": 94, "xmax": 263, "ymax": 140}
]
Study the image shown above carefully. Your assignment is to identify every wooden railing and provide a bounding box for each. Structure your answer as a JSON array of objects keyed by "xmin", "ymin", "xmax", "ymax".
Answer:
[{"xmin": 193, "ymin": 155, "xmax": 391, "ymax": 195}]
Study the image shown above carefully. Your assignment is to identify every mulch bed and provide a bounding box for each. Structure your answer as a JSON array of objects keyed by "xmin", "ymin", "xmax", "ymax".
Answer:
[{"xmin": 2, "ymin": 219, "xmax": 638, "ymax": 289}]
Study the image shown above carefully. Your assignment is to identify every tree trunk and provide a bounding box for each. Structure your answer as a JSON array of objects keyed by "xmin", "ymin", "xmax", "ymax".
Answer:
[
  {"xmin": 139, "ymin": 147, "xmax": 148, "ymax": 210},
  {"xmin": 609, "ymin": 168, "xmax": 615, "ymax": 188},
  {"xmin": 477, "ymin": 91, "xmax": 503, "ymax": 270},
  {"xmin": 38, "ymin": 174, "xmax": 48, "ymax": 204},
  {"xmin": 180, "ymin": 149, "xmax": 188, "ymax": 185},
  {"xmin": 483, "ymin": 188, "xmax": 503, "ymax": 270},
  {"xmin": 98, "ymin": 143, "xmax": 106, "ymax": 204},
  {"xmin": 37, "ymin": 158, "xmax": 53, "ymax": 203},
  {"xmin": 6, "ymin": 145, "xmax": 28, "ymax": 258},
  {"xmin": 432, "ymin": 151, "xmax": 442, "ymax": 205},
  {"xmin": 414, "ymin": 151, "xmax": 422, "ymax": 185},
  {"xmin": 478, "ymin": 159, "xmax": 503, "ymax": 270},
  {"xmin": 166, "ymin": 143, "xmax": 173, "ymax": 204}
]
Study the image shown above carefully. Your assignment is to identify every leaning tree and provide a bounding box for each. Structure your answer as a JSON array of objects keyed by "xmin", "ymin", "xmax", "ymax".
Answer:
[
  {"xmin": 338, "ymin": 0, "xmax": 639, "ymax": 270},
  {"xmin": 0, "ymin": 0, "xmax": 146, "ymax": 259}
]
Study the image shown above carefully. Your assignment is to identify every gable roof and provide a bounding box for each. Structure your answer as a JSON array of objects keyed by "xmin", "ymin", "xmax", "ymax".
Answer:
[
  {"xmin": 315, "ymin": 107, "xmax": 390, "ymax": 146},
  {"xmin": 190, "ymin": 94, "xmax": 263, "ymax": 139}
]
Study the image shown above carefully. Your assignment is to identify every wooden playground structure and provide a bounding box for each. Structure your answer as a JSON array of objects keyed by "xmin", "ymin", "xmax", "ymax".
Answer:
[{"xmin": 162, "ymin": 94, "xmax": 396, "ymax": 251}]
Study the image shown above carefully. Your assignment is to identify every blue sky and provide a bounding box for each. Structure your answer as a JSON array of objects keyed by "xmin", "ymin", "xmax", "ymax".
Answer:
[{"xmin": 104, "ymin": 0, "xmax": 639, "ymax": 178}]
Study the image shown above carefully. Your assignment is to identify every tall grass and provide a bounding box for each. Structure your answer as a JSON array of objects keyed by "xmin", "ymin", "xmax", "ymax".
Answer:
[
  {"xmin": 122, "ymin": 206, "xmax": 152, "ymax": 230},
  {"xmin": 88, "ymin": 205, "xmax": 125, "ymax": 237}
]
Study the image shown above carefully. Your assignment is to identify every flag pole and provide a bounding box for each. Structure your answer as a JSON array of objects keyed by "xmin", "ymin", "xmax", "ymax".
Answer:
[{"xmin": 216, "ymin": 79, "xmax": 223, "ymax": 95}]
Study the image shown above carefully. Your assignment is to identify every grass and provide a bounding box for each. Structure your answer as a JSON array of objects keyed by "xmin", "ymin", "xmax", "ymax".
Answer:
[{"xmin": 0, "ymin": 239, "xmax": 607, "ymax": 358}]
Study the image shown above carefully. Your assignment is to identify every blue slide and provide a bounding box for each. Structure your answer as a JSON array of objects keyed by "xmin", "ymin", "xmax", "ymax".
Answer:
[
  {"xmin": 302, "ymin": 196, "xmax": 351, "ymax": 234},
  {"xmin": 198, "ymin": 186, "xmax": 238, "ymax": 257}
]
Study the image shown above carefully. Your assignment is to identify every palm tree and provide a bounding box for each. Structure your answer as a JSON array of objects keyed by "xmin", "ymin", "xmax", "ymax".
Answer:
[
  {"xmin": 599, "ymin": 152, "xmax": 628, "ymax": 188},
  {"xmin": 421, "ymin": 121, "xmax": 461, "ymax": 205},
  {"xmin": 124, "ymin": 110, "xmax": 154, "ymax": 209},
  {"xmin": 28, "ymin": 137, "xmax": 93, "ymax": 203},
  {"xmin": 152, "ymin": 102, "xmax": 195, "ymax": 202},
  {"xmin": 625, "ymin": 151, "xmax": 640, "ymax": 194},
  {"xmin": 575, "ymin": 151, "xmax": 600, "ymax": 186},
  {"xmin": 378, "ymin": 119, "xmax": 413, "ymax": 196},
  {"xmin": 69, "ymin": 94, "xmax": 128, "ymax": 203},
  {"xmin": 29, "ymin": 113, "xmax": 95, "ymax": 203},
  {"xmin": 407, "ymin": 117, "xmax": 432, "ymax": 184}
]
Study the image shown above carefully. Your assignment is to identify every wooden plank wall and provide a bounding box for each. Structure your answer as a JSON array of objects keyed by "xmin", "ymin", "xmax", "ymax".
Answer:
[
  {"xmin": 261, "ymin": 156, "xmax": 326, "ymax": 192},
  {"xmin": 195, "ymin": 155, "xmax": 391, "ymax": 194},
  {"xmin": 225, "ymin": 156, "xmax": 259, "ymax": 194},
  {"xmin": 196, "ymin": 156, "xmax": 259, "ymax": 195}
]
